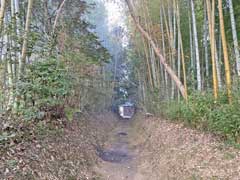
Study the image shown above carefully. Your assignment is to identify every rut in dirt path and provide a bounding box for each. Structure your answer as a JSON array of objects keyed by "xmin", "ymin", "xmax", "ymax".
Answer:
[{"xmin": 95, "ymin": 118, "xmax": 143, "ymax": 180}]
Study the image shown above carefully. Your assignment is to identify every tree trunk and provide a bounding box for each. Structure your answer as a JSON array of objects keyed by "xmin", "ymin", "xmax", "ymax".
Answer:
[
  {"xmin": 228, "ymin": 0, "xmax": 240, "ymax": 76},
  {"xmin": 177, "ymin": 1, "xmax": 187, "ymax": 100},
  {"xmin": 190, "ymin": 0, "xmax": 201, "ymax": 91},
  {"xmin": 168, "ymin": 2, "xmax": 175, "ymax": 99},
  {"xmin": 126, "ymin": 0, "xmax": 187, "ymax": 100},
  {"xmin": 6, "ymin": 34, "xmax": 14, "ymax": 110},
  {"xmin": 52, "ymin": 0, "xmax": 67, "ymax": 34},
  {"xmin": 206, "ymin": 0, "xmax": 218, "ymax": 99},
  {"xmin": 215, "ymin": 38, "xmax": 222, "ymax": 89},
  {"xmin": 19, "ymin": 0, "xmax": 33, "ymax": 78},
  {"xmin": 150, "ymin": 45, "xmax": 157, "ymax": 88},
  {"xmin": 142, "ymin": 36, "xmax": 154, "ymax": 90},
  {"xmin": 0, "ymin": 0, "xmax": 7, "ymax": 32},
  {"xmin": 218, "ymin": 0, "xmax": 232, "ymax": 103},
  {"xmin": 188, "ymin": 5, "xmax": 194, "ymax": 70},
  {"xmin": 160, "ymin": 6, "xmax": 169, "ymax": 99},
  {"xmin": 203, "ymin": 2, "xmax": 209, "ymax": 89}
]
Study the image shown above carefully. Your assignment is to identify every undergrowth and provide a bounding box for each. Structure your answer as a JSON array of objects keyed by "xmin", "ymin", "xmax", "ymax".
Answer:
[
  {"xmin": 146, "ymin": 90, "xmax": 240, "ymax": 143},
  {"xmin": 0, "ymin": 59, "xmax": 70, "ymax": 148},
  {"xmin": 17, "ymin": 58, "xmax": 72, "ymax": 120}
]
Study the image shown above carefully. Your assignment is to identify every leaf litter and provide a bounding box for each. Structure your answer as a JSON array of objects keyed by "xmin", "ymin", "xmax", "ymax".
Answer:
[{"xmin": 0, "ymin": 111, "xmax": 118, "ymax": 180}]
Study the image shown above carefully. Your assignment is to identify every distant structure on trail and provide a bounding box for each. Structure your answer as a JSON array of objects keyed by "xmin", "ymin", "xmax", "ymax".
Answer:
[{"xmin": 118, "ymin": 102, "xmax": 135, "ymax": 119}]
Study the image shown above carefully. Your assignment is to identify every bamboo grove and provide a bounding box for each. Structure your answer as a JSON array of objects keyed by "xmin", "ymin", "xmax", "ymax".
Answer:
[
  {"xmin": 126, "ymin": 0, "xmax": 240, "ymax": 139},
  {"xmin": 0, "ymin": 0, "xmax": 112, "ymax": 117},
  {"xmin": 126, "ymin": 0, "xmax": 240, "ymax": 103}
]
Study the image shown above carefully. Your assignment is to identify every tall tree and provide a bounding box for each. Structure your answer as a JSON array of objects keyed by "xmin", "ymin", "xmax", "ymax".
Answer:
[
  {"xmin": 218, "ymin": 0, "xmax": 232, "ymax": 103},
  {"xmin": 228, "ymin": 0, "xmax": 240, "ymax": 76},
  {"xmin": 190, "ymin": 0, "xmax": 201, "ymax": 91},
  {"xmin": 0, "ymin": 0, "xmax": 7, "ymax": 31},
  {"xmin": 206, "ymin": 0, "xmax": 218, "ymax": 99},
  {"xmin": 126, "ymin": 0, "xmax": 187, "ymax": 100},
  {"xmin": 52, "ymin": 0, "xmax": 67, "ymax": 35},
  {"xmin": 176, "ymin": 1, "xmax": 187, "ymax": 99},
  {"xmin": 19, "ymin": 0, "xmax": 33, "ymax": 78},
  {"xmin": 203, "ymin": 1, "xmax": 209, "ymax": 89}
]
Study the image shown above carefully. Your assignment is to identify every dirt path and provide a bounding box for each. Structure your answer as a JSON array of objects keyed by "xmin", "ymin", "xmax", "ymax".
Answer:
[
  {"xmin": 95, "ymin": 118, "xmax": 145, "ymax": 180},
  {"xmin": 2, "ymin": 112, "xmax": 240, "ymax": 179},
  {"xmin": 95, "ymin": 113, "xmax": 240, "ymax": 180}
]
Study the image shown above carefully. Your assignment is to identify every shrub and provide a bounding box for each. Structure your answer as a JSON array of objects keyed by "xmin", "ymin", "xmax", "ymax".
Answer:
[
  {"xmin": 17, "ymin": 59, "xmax": 72, "ymax": 120},
  {"xmin": 154, "ymin": 91, "xmax": 240, "ymax": 141}
]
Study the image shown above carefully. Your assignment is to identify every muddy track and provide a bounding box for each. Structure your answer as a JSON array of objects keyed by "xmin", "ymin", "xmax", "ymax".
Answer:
[{"xmin": 95, "ymin": 118, "xmax": 145, "ymax": 180}]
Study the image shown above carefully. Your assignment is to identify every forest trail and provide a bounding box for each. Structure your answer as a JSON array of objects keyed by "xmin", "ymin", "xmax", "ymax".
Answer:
[
  {"xmin": 2, "ymin": 111, "xmax": 240, "ymax": 179},
  {"xmin": 95, "ymin": 113, "xmax": 240, "ymax": 180},
  {"xmin": 95, "ymin": 117, "xmax": 145, "ymax": 180}
]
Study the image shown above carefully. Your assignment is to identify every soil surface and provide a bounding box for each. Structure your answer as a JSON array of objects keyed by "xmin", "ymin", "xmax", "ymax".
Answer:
[
  {"xmin": 2, "ymin": 111, "xmax": 240, "ymax": 179},
  {"xmin": 95, "ymin": 113, "xmax": 240, "ymax": 180},
  {"xmin": 0, "ymin": 112, "xmax": 118, "ymax": 180},
  {"xmin": 95, "ymin": 118, "xmax": 145, "ymax": 180}
]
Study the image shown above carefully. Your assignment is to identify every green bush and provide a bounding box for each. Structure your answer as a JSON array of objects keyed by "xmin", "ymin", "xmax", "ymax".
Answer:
[
  {"xmin": 158, "ymin": 92, "xmax": 240, "ymax": 141},
  {"xmin": 18, "ymin": 59, "xmax": 72, "ymax": 119}
]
